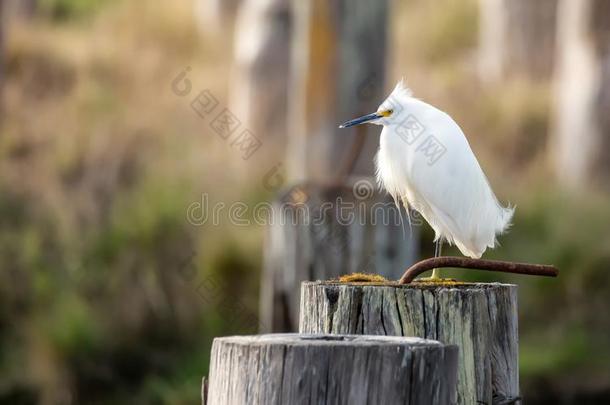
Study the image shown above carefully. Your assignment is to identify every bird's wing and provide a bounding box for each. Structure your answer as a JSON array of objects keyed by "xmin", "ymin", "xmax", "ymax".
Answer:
[{"xmin": 404, "ymin": 102, "xmax": 510, "ymax": 257}]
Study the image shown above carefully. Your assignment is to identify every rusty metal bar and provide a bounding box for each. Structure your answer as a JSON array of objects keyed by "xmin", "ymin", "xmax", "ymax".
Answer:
[{"xmin": 399, "ymin": 256, "xmax": 559, "ymax": 284}]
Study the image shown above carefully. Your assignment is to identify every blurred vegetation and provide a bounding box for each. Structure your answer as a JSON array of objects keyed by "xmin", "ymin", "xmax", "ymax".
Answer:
[
  {"xmin": 398, "ymin": 0, "xmax": 610, "ymax": 401},
  {"xmin": 1, "ymin": 0, "xmax": 263, "ymax": 403},
  {"xmin": 38, "ymin": 0, "xmax": 110, "ymax": 21},
  {"xmin": 0, "ymin": 0, "xmax": 608, "ymax": 403}
]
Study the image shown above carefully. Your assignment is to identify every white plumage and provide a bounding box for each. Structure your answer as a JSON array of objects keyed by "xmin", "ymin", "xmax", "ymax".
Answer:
[{"xmin": 341, "ymin": 81, "xmax": 514, "ymax": 259}]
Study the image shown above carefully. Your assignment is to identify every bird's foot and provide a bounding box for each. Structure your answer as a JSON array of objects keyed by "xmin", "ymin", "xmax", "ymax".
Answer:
[
  {"xmin": 428, "ymin": 268, "xmax": 442, "ymax": 280},
  {"xmin": 415, "ymin": 268, "xmax": 457, "ymax": 284}
]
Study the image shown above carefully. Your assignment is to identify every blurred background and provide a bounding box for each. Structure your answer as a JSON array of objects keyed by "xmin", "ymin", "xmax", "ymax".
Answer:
[{"xmin": 0, "ymin": 0, "xmax": 609, "ymax": 403}]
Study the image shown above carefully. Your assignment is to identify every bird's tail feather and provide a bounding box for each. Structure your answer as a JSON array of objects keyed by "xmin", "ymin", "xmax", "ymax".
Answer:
[{"xmin": 496, "ymin": 204, "xmax": 515, "ymax": 234}]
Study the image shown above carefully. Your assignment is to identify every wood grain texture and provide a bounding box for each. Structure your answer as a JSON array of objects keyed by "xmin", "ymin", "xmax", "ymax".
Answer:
[
  {"xmin": 299, "ymin": 282, "xmax": 519, "ymax": 405},
  {"xmin": 207, "ymin": 334, "xmax": 458, "ymax": 405}
]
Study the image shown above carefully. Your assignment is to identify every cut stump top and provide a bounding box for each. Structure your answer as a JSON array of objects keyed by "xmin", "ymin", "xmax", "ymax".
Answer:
[
  {"xmin": 208, "ymin": 333, "xmax": 459, "ymax": 405},
  {"xmin": 303, "ymin": 280, "xmax": 517, "ymax": 290},
  {"xmin": 214, "ymin": 333, "xmax": 444, "ymax": 348}
]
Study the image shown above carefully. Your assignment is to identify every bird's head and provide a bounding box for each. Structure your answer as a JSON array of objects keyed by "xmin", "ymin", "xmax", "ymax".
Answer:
[{"xmin": 339, "ymin": 80, "xmax": 413, "ymax": 128}]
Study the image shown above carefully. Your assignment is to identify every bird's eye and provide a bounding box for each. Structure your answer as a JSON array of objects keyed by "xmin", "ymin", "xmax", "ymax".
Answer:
[{"xmin": 388, "ymin": 109, "xmax": 394, "ymax": 115}]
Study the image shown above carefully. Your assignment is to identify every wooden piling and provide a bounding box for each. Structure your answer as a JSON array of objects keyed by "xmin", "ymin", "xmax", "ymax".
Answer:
[
  {"xmin": 206, "ymin": 333, "xmax": 458, "ymax": 405},
  {"xmin": 261, "ymin": 183, "xmax": 418, "ymax": 332},
  {"xmin": 287, "ymin": 0, "xmax": 389, "ymax": 182},
  {"xmin": 299, "ymin": 282, "xmax": 520, "ymax": 405},
  {"xmin": 261, "ymin": 0, "xmax": 403, "ymax": 333}
]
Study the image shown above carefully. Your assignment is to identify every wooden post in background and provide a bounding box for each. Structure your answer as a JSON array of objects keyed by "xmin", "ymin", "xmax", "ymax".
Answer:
[
  {"xmin": 206, "ymin": 334, "xmax": 458, "ymax": 405},
  {"xmin": 229, "ymin": 0, "xmax": 291, "ymax": 148},
  {"xmin": 478, "ymin": 0, "xmax": 558, "ymax": 83},
  {"xmin": 287, "ymin": 0, "xmax": 389, "ymax": 182},
  {"xmin": 0, "ymin": 0, "xmax": 4, "ymax": 124},
  {"xmin": 551, "ymin": 0, "xmax": 610, "ymax": 189},
  {"xmin": 260, "ymin": 0, "xmax": 419, "ymax": 332},
  {"xmin": 261, "ymin": 183, "xmax": 418, "ymax": 332},
  {"xmin": 300, "ymin": 282, "xmax": 519, "ymax": 405},
  {"xmin": 194, "ymin": 0, "xmax": 242, "ymax": 36},
  {"xmin": 4, "ymin": 0, "xmax": 37, "ymax": 20}
]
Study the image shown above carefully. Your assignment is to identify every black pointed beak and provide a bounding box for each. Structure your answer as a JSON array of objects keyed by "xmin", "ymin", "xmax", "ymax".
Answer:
[{"xmin": 339, "ymin": 112, "xmax": 382, "ymax": 128}]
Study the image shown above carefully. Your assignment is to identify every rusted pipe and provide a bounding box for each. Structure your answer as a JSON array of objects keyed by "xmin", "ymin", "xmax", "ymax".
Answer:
[{"xmin": 399, "ymin": 256, "xmax": 559, "ymax": 284}]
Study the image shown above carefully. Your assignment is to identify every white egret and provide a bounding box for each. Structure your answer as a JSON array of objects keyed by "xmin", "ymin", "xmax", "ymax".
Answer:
[{"xmin": 340, "ymin": 81, "xmax": 514, "ymax": 279}]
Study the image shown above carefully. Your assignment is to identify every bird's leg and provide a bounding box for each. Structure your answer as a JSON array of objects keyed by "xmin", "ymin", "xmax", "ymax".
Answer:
[
  {"xmin": 434, "ymin": 239, "xmax": 443, "ymax": 257},
  {"xmin": 430, "ymin": 239, "xmax": 443, "ymax": 279},
  {"xmin": 418, "ymin": 240, "xmax": 444, "ymax": 281}
]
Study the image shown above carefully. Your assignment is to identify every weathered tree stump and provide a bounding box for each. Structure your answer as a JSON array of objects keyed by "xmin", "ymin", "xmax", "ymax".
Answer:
[
  {"xmin": 299, "ymin": 282, "xmax": 519, "ymax": 405},
  {"xmin": 207, "ymin": 333, "xmax": 458, "ymax": 405}
]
